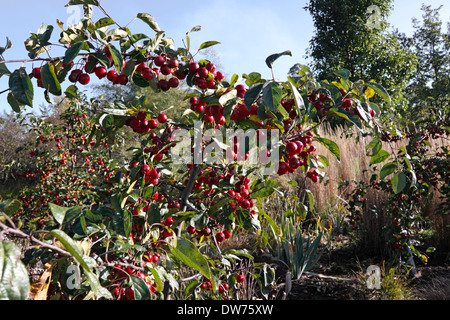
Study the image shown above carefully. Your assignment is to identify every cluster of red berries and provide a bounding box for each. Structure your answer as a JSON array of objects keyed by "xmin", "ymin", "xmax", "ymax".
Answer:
[
  {"xmin": 187, "ymin": 85, "xmax": 249, "ymax": 126},
  {"xmin": 227, "ymin": 175, "xmax": 254, "ymax": 211},
  {"xmin": 31, "ymin": 67, "xmax": 44, "ymax": 88},
  {"xmin": 187, "ymin": 60, "xmax": 225, "ymax": 90},
  {"xmin": 186, "ymin": 225, "xmax": 232, "ymax": 245},
  {"xmin": 110, "ymin": 266, "xmax": 156, "ymax": 300},
  {"xmin": 198, "ymin": 273, "xmax": 245, "ymax": 296},
  {"xmin": 277, "ymin": 130, "xmax": 320, "ymax": 182},
  {"xmin": 126, "ymin": 110, "xmax": 167, "ymax": 134}
]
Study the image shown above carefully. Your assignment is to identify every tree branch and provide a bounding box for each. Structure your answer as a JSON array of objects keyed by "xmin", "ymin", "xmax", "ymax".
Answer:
[{"xmin": 0, "ymin": 220, "xmax": 71, "ymax": 257}]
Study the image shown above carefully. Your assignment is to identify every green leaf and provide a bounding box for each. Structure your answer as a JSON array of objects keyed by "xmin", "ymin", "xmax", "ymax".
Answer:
[
  {"xmin": 327, "ymin": 108, "xmax": 352, "ymax": 122},
  {"xmin": 52, "ymin": 235, "xmax": 112, "ymax": 300},
  {"xmin": 65, "ymin": 0, "xmax": 99, "ymax": 6},
  {"xmin": 7, "ymin": 92, "xmax": 24, "ymax": 113},
  {"xmin": 365, "ymin": 81, "xmax": 391, "ymax": 105},
  {"xmin": 83, "ymin": 269, "xmax": 113, "ymax": 299},
  {"xmin": 95, "ymin": 17, "xmax": 115, "ymax": 29},
  {"xmin": 136, "ymin": 13, "xmax": 161, "ymax": 32},
  {"xmin": 170, "ymin": 237, "xmax": 212, "ymax": 280},
  {"xmin": 100, "ymin": 114, "xmax": 114, "ymax": 130},
  {"xmin": 64, "ymin": 85, "xmax": 79, "ymax": 99},
  {"xmin": 265, "ymin": 50, "xmax": 292, "ymax": 69},
  {"xmin": 187, "ymin": 25, "xmax": 202, "ymax": 35},
  {"xmin": 306, "ymin": 190, "xmax": 314, "ymax": 211},
  {"xmin": 288, "ymin": 80, "xmax": 305, "ymax": 113},
  {"xmin": 287, "ymin": 180, "xmax": 298, "ymax": 188},
  {"xmin": 262, "ymin": 81, "xmax": 282, "ymax": 113},
  {"xmin": 36, "ymin": 23, "xmax": 54, "ymax": 44},
  {"xmin": 121, "ymin": 33, "xmax": 149, "ymax": 52},
  {"xmin": 243, "ymin": 83, "xmax": 263, "ymax": 110},
  {"xmin": 235, "ymin": 119, "xmax": 261, "ymax": 130},
  {"xmin": 107, "ymin": 44, "xmax": 123, "ymax": 71},
  {"xmin": 148, "ymin": 266, "xmax": 164, "ymax": 292},
  {"xmin": 63, "ymin": 41, "xmax": 84, "ymax": 65},
  {"xmin": 318, "ymin": 154, "xmax": 329, "ymax": 167},
  {"xmin": 0, "ymin": 62, "xmax": 11, "ymax": 78},
  {"xmin": 48, "ymin": 203, "xmax": 81, "ymax": 225},
  {"xmin": 229, "ymin": 74, "xmax": 239, "ymax": 88},
  {"xmin": 41, "ymin": 63, "xmax": 62, "ymax": 96},
  {"xmin": 380, "ymin": 162, "xmax": 397, "ymax": 180},
  {"xmin": 130, "ymin": 274, "xmax": 152, "ymax": 300},
  {"xmin": 243, "ymin": 72, "xmax": 262, "ymax": 86},
  {"xmin": 50, "ymin": 229, "xmax": 90, "ymax": 271},
  {"xmin": 333, "ymin": 69, "xmax": 350, "ymax": 80},
  {"xmin": 366, "ymin": 137, "xmax": 382, "ymax": 156},
  {"xmin": 8, "ymin": 68, "xmax": 33, "ymax": 107},
  {"xmin": 369, "ymin": 149, "xmax": 390, "ymax": 165},
  {"xmin": 251, "ymin": 179, "xmax": 279, "ymax": 198},
  {"xmin": 392, "ymin": 171, "xmax": 406, "ymax": 194},
  {"xmin": 315, "ymin": 137, "xmax": 341, "ymax": 162},
  {"xmin": 0, "ymin": 37, "xmax": 12, "ymax": 56},
  {"xmin": 199, "ymin": 41, "xmax": 220, "ymax": 50},
  {"xmin": 64, "ymin": 206, "xmax": 84, "ymax": 224},
  {"xmin": 146, "ymin": 203, "xmax": 162, "ymax": 225},
  {"xmin": 107, "ymin": 28, "xmax": 129, "ymax": 41},
  {"xmin": 0, "ymin": 241, "xmax": 30, "ymax": 300},
  {"xmin": 0, "ymin": 199, "xmax": 22, "ymax": 216}
]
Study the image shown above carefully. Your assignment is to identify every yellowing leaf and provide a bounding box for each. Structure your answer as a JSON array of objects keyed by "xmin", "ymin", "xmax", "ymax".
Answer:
[
  {"xmin": 29, "ymin": 263, "xmax": 53, "ymax": 300},
  {"xmin": 365, "ymin": 87, "xmax": 375, "ymax": 98}
]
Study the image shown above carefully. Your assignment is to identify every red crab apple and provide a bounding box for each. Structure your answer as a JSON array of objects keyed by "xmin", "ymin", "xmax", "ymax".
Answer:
[
  {"xmin": 223, "ymin": 229, "xmax": 232, "ymax": 239},
  {"xmin": 107, "ymin": 70, "xmax": 118, "ymax": 82},
  {"xmin": 141, "ymin": 164, "xmax": 151, "ymax": 175},
  {"xmin": 154, "ymin": 55, "xmax": 165, "ymax": 67},
  {"xmin": 277, "ymin": 161, "xmax": 289, "ymax": 175},
  {"xmin": 32, "ymin": 67, "xmax": 41, "ymax": 79},
  {"xmin": 163, "ymin": 217, "xmax": 174, "ymax": 226},
  {"xmin": 78, "ymin": 73, "xmax": 90, "ymax": 85},
  {"xmin": 142, "ymin": 68, "xmax": 154, "ymax": 81},
  {"xmin": 342, "ymin": 99, "xmax": 353, "ymax": 109},
  {"xmin": 189, "ymin": 62, "xmax": 200, "ymax": 74},
  {"xmin": 235, "ymin": 84, "xmax": 246, "ymax": 93},
  {"xmin": 136, "ymin": 62, "xmax": 146, "ymax": 73},
  {"xmin": 157, "ymin": 113, "xmax": 168, "ymax": 123},
  {"xmin": 168, "ymin": 58, "xmax": 179, "ymax": 69},
  {"xmin": 124, "ymin": 287, "xmax": 135, "ymax": 300},
  {"xmin": 148, "ymin": 119, "xmax": 158, "ymax": 129},
  {"xmin": 168, "ymin": 77, "xmax": 179, "ymax": 88},
  {"xmin": 288, "ymin": 156, "xmax": 301, "ymax": 169},
  {"xmin": 236, "ymin": 274, "xmax": 245, "ymax": 283},
  {"xmin": 215, "ymin": 71, "xmax": 225, "ymax": 82},
  {"xmin": 187, "ymin": 225, "xmax": 196, "ymax": 235},
  {"xmin": 117, "ymin": 74, "xmax": 128, "ymax": 85},
  {"xmin": 197, "ymin": 67, "xmax": 208, "ymax": 78},
  {"xmin": 215, "ymin": 232, "xmax": 225, "ymax": 242},
  {"xmin": 286, "ymin": 141, "xmax": 298, "ymax": 154},
  {"xmin": 69, "ymin": 69, "xmax": 82, "ymax": 83},
  {"xmin": 158, "ymin": 79, "xmax": 170, "ymax": 91},
  {"xmin": 160, "ymin": 64, "xmax": 172, "ymax": 75},
  {"xmin": 95, "ymin": 66, "xmax": 107, "ymax": 79}
]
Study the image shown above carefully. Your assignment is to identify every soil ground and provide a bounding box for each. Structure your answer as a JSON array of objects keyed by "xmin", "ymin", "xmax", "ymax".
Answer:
[{"xmin": 281, "ymin": 242, "xmax": 450, "ymax": 300}]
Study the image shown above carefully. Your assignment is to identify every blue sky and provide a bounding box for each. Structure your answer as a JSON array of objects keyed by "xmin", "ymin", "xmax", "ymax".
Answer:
[{"xmin": 0, "ymin": 0, "xmax": 449, "ymax": 114}]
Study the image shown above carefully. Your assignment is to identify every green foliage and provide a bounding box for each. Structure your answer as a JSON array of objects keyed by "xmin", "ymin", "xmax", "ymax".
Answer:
[
  {"xmin": 0, "ymin": 241, "xmax": 30, "ymax": 300},
  {"xmin": 275, "ymin": 218, "xmax": 323, "ymax": 280},
  {"xmin": 0, "ymin": 2, "xmax": 388, "ymax": 301},
  {"xmin": 404, "ymin": 4, "xmax": 450, "ymax": 119},
  {"xmin": 305, "ymin": 0, "xmax": 417, "ymax": 103}
]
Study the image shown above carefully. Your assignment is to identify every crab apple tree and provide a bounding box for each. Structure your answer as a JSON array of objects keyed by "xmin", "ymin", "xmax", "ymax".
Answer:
[{"xmin": 0, "ymin": 0, "xmax": 381, "ymax": 301}]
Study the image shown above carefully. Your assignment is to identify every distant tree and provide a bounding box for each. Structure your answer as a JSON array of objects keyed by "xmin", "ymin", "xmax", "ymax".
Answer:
[
  {"xmin": 304, "ymin": 0, "xmax": 417, "ymax": 100},
  {"xmin": 405, "ymin": 4, "xmax": 450, "ymax": 119}
]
